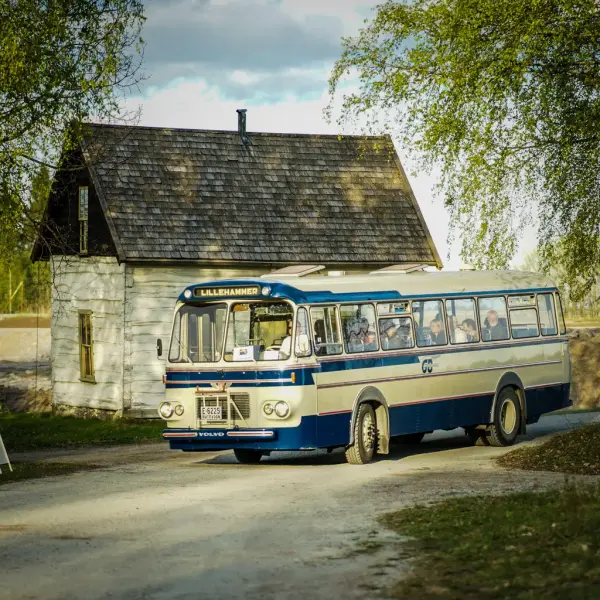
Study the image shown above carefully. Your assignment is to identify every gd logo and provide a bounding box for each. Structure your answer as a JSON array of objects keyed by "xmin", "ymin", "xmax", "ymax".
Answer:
[{"xmin": 421, "ymin": 358, "xmax": 433, "ymax": 374}]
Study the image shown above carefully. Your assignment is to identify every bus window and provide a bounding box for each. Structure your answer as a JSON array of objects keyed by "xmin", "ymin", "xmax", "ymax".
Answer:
[
  {"xmin": 445, "ymin": 298, "xmax": 479, "ymax": 344},
  {"xmin": 555, "ymin": 292, "xmax": 567, "ymax": 334},
  {"xmin": 478, "ymin": 297, "xmax": 510, "ymax": 341},
  {"xmin": 412, "ymin": 300, "xmax": 445, "ymax": 347},
  {"xmin": 510, "ymin": 308, "xmax": 540, "ymax": 339},
  {"xmin": 379, "ymin": 317, "xmax": 414, "ymax": 350},
  {"xmin": 295, "ymin": 307, "xmax": 312, "ymax": 357},
  {"xmin": 224, "ymin": 302, "xmax": 293, "ymax": 361},
  {"xmin": 310, "ymin": 306, "xmax": 343, "ymax": 356},
  {"xmin": 169, "ymin": 303, "xmax": 227, "ymax": 363},
  {"xmin": 537, "ymin": 294, "xmax": 558, "ymax": 336},
  {"xmin": 340, "ymin": 304, "xmax": 378, "ymax": 353}
]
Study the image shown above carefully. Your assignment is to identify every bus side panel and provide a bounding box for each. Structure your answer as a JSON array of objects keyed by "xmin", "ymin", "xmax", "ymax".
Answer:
[{"xmin": 316, "ymin": 413, "xmax": 352, "ymax": 448}]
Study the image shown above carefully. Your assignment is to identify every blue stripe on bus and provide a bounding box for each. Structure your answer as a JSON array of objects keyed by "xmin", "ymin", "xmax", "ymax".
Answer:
[
  {"xmin": 179, "ymin": 278, "xmax": 559, "ymax": 305},
  {"xmin": 165, "ymin": 337, "xmax": 566, "ymax": 388},
  {"xmin": 164, "ymin": 383, "xmax": 571, "ymax": 452}
]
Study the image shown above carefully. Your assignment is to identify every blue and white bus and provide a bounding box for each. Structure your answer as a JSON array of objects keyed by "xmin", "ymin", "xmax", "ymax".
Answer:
[{"xmin": 158, "ymin": 269, "xmax": 571, "ymax": 464}]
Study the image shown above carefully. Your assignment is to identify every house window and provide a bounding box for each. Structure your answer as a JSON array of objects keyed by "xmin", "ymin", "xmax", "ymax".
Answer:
[
  {"xmin": 79, "ymin": 186, "xmax": 89, "ymax": 254},
  {"xmin": 79, "ymin": 311, "xmax": 95, "ymax": 382}
]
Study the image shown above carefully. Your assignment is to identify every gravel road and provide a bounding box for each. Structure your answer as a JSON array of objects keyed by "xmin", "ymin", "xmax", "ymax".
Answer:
[{"xmin": 1, "ymin": 413, "xmax": 597, "ymax": 600}]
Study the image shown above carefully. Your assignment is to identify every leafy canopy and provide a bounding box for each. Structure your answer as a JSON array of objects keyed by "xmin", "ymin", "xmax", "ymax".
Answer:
[
  {"xmin": 0, "ymin": 0, "xmax": 144, "ymax": 256},
  {"xmin": 328, "ymin": 0, "xmax": 600, "ymax": 300}
]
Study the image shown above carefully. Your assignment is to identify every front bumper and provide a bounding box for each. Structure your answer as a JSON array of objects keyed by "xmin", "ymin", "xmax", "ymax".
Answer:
[{"xmin": 163, "ymin": 417, "xmax": 319, "ymax": 451}]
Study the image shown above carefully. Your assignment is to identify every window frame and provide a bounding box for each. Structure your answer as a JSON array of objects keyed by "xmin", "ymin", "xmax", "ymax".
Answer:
[
  {"xmin": 445, "ymin": 297, "xmax": 480, "ymax": 345},
  {"xmin": 78, "ymin": 186, "xmax": 89, "ymax": 255},
  {"xmin": 507, "ymin": 306, "xmax": 541, "ymax": 340},
  {"xmin": 555, "ymin": 292, "xmax": 567, "ymax": 335},
  {"xmin": 378, "ymin": 315, "xmax": 415, "ymax": 351},
  {"xmin": 340, "ymin": 302, "xmax": 379, "ymax": 354},
  {"xmin": 78, "ymin": 310, "xmax": 95, "ymax": 383},
  {"xmin": 309, "ymin": 304, "xmax": 343, "ymax": 357},
  {"xmin": 294, "ymin": 306, "xmax": 312, "ymax": 358},
  {"xmin": 477, "ymin": 295, "xmax": 511, "ymax": 342},
  {"xmin": 536, "ymin": 293, "xmax": 558, "ymax": 337},
  {"xmin": 412, "ymin": 298, "xmax": 447, "ymax": 348}
]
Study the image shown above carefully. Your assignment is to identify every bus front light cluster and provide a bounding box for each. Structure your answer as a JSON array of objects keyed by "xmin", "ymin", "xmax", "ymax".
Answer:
[
  {"xmin": 159, "ymin": 402, "xmax": 184, "ymax": 419},
  {"xmin": 263, "ymin": 401, "xmax": 290, "ymax": 419},
  {"xmin": 159, "ymin": 402, "xmax": 174, "ymax": 419}
]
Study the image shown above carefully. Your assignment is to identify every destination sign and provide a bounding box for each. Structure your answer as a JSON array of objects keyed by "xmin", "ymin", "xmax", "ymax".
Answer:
[{"xmin": 193, "ymin": 286, "xmax": 261, "ymax": 298}]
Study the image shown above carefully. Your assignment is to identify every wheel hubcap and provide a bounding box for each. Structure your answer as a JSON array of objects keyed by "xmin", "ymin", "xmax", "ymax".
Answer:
[
  {"xmin": 362, "ymin": 412, "xmax": 376, "ymax": 451},
  {"xmin": 500, "ymin": 399, "xmax": 517, "ymax": 434}
]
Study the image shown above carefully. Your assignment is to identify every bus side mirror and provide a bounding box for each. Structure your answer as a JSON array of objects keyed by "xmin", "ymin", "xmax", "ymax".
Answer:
[{"xmin": 156, "ymin": 338, "xmax": 163, "ymax": 358}]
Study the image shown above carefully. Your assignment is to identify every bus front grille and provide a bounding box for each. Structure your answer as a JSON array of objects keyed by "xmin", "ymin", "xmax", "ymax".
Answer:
[{"xmin": 196, "ymin": 392, "xmax": 251, "ymax": 423}]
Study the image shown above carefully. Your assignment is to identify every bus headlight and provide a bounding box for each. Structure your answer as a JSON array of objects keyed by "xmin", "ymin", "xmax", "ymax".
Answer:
[
  {"xmin": 263, "ymin": 402, "xmax": 274, "ymax": 416},
  {"xmin": 159, "ymin": 402, "xmax": 174, "ymax": 419},
  {"xmin": 174, "ymin": 404, "xmax": 184, "ymax": 416},
  {"xmin": 275, "ymin": 401, "xmax": 290, "ymax": 418}
]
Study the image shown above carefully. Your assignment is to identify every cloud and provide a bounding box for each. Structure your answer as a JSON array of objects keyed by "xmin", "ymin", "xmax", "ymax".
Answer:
[{"xmin": 138, "ymin": 0, "xmax": 381, "ymax": 99}]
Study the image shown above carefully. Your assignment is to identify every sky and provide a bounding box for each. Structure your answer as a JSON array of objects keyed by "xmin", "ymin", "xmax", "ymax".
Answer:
[{"xmin": 124, "ymin": 0, "xmax": 538, "ymax": 270}]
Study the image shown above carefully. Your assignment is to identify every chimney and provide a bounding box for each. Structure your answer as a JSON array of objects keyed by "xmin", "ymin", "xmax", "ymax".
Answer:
[{"xmin": 236, "ymin": 108, "xmax": 251, "ymax": 146}]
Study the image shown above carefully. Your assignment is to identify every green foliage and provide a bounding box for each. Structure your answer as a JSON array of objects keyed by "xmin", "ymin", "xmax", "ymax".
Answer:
[
  {"xmin": 328, "ymin": 0, "xmax": 600, "ymax": 299},
  {"xmin": 0, "ymin": 165, "xmax": 52, "ymax": 312},
  {"xmin": 380, "ymin": 484, "xmax": 600, "ymax": 599},
  {"xmin": 498, "ymin": 422, "xmax": 600, "ymax": 475},
  {"xmin": 0, "ymin": 0, "xmax": 144, "ymax": 258}
]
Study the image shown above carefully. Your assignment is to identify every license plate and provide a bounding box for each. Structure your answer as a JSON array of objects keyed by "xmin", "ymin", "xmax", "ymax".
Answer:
[{"xmin": 200, "ymin": 406, "xmax": 223, "ymax": 421}]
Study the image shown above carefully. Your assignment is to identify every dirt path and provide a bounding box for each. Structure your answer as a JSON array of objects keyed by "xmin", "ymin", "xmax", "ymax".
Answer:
[{"xmin": 1, "ymin": 413, "xmax": 598, "ymax": 600}]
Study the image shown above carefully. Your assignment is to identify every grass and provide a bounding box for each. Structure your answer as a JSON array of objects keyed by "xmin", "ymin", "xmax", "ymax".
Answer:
[
  {"xmin": 0, "ymin": 412, "xmax": 163, "ymax": 453},
  {"xmin": 0, "ymin": 461, "xmax": 101, "ymax": 486},
  {"xmin": 498, "ymin": 422, "xmax": 600, "ymax": 475},
  {"xmin": 380, "ymin": 484, "xmax": 600, "ymax": 600}
]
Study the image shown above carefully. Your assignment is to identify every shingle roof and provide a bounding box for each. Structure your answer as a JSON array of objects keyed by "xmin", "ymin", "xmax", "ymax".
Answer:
[{"xmin": 81, "ymin": 123, "xmax": 442, "ymax": 266}]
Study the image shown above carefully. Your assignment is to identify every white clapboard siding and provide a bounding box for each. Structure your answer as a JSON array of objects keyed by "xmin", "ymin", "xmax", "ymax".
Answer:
[
  {"xmin": 124, "ymin": 265, "xmax": 263, "ymax": 411},
  {"xmin": 50, "ymin": 257, "xmax": 125, "ymax": 412}
]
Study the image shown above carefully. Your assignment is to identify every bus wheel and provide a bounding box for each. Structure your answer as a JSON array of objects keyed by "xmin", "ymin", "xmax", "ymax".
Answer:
[
  {"xmin": 486, "ymin": 388, "xmax": 521, "ymax": 447},
  {"xmin": 393, "ymin": 432, "xmax": 425, "ymax": 445},
  {"xmin": 345, "ymin": 403, "xmax": 377, "ymax": 465},
  {"xmin": 233, "ymin": 449, "xmax": 264, "ymax": 464}
]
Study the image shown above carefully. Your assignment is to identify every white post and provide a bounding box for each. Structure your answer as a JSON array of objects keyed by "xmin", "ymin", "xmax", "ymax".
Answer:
[{"xmin": 0, "ymin": 434, "xmax": 12, "ymax": 473}]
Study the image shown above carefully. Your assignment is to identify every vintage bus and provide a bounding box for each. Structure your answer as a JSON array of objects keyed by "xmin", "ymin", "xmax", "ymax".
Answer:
[{"xmin": 158, "ymin": 269, "xmax": 571, "ymax": 464}]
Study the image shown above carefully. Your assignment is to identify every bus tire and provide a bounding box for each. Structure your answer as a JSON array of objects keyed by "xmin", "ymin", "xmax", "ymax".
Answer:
[
  {"xmin": 392, "ymin": 432, "xmax": 425, "ymax": 445},
  {"xmin": 486, "ymin": 387, "xmax": 521, "ymax": 447},
  {"xmin": 345, "ymin": 403, "xmax": 377, "ymax": 465},
  {"xmin": 233, "ymin": 449, "xmax": 264, "ymax": 464}
]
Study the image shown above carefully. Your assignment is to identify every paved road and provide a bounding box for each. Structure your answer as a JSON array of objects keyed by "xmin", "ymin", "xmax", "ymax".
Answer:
[{"xmin": 0, "ymin": 413, "xmax": 597, "ymax": 600}]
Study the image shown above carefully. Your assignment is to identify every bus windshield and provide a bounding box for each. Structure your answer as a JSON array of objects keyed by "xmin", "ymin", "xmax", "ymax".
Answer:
[
  {"xmin": 224, "ymin": 301, "xmax": 294, "ymax": 361},
  {"xmin": 169, "ymin": 303, "xmax": 227, "ymax": 363}
]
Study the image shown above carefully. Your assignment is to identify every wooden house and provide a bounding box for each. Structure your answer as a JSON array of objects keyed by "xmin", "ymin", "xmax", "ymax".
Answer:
[{"xmin": 33, "ymin": 115, "xmax": 441, "ymax": 417}]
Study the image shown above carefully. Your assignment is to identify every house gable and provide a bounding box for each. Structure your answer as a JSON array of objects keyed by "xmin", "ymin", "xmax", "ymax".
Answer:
[{"xmin": 33, "ymin": 149, "xmax": 117, "ymax": 260}]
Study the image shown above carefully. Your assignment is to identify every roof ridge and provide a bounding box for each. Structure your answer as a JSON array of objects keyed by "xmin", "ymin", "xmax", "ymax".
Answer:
[{"xmin": 83, "ymin": 122, "xmax": 390, "ymax": 141}]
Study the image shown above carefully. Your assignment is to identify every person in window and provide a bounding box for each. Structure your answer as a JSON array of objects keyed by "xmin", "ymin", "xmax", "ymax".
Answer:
[
  {"xmin": 380, "ymin": 319, "xmax": 411, "ymax": 350},
  {"xmin": 279, "ymin": 318, "xmax": 293, "ymax": 358},
  {"xmin": 313, "ymin": 319, "xmax": 327, "ymax": 355},
  {"xmin": 485, "ymin": 310, "xmax": 509, "ymax": 340},
  {"xmin": 429, "ymin": 319, "xmax": 446, "ymax": 345},
  {"xmin": 461, "ymin": 318, "xmax": 478, "ymax": 342}
]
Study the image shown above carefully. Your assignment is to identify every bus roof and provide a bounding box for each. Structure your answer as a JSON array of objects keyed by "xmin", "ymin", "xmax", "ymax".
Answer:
[{"xmin": 179, "ymin": 270, "xmax": 559, "ymax": 304}]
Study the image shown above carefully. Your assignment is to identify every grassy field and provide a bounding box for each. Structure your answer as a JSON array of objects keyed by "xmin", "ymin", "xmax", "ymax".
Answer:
[
  {"xmin": 381, "ymin": 484, "xmax": 600, "ymax": 600},
  {"xmin": 498, "ymin": 422, "xmax": 600, "ymax": 475},
  {"xmin": 0, "ymin": 461, "xmax": 100, "ymax": 486},
  {"xmin": 0, "ymin": 412, "xmax": 163, "ymax": 453}
]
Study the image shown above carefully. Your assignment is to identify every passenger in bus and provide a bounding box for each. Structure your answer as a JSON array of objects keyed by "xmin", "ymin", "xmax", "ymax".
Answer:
[
  {"xmin": 429, "ymin": 319, "xmax": 446, "ymax": 345},
  {"xmin": 279, "ymin": 318, "xmax": 293, "ymax": 359},
  {"xmin": 313, "ymin": 319, "xmax": 327, "ymax": 355},
  {"xmin": 461, "ymin": 318, "xmax": 479, "ymax": 342},
  {"xmin": 380, "ymin": 319, "xmax": 411, "ymax": 350},
  {"xmin": 485, "ymin": 310, "xmax": 509, "ymax": 340}
]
